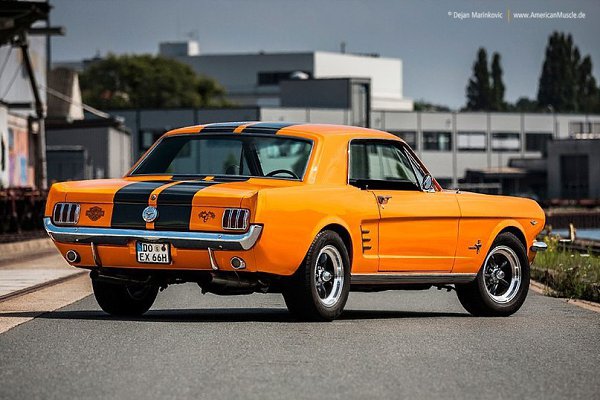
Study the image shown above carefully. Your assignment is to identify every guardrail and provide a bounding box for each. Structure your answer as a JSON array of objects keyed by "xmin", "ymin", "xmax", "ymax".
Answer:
[{"xmin": 0, "ymin": 188, "xmax": 47, "ymax": 239}]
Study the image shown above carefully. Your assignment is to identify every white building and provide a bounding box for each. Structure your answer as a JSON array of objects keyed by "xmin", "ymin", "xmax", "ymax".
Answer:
[{"xmin": 159, "ymin": 41, "xmax": 413, "ymax": 112}]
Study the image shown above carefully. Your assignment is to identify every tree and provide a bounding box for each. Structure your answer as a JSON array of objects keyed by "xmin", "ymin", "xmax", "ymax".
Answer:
[
  {"xmin": 577, "ymin": 56, "xmax": 599, "ymax": 113},
  {"xmin": 508, "ymin": 97, "xmax": 540, "ymax": 112},
  {"xmin": 414, "ymin": 100, "xmax": 450, "ymax": 112},
  {"xmin": 465, "ymin": 48, "xmax": 492, "ymax": 111},
  {"xmin": 490, "ymin": 53, "xmax": 506, "ymax": 111},
  {"xmin": 537, "ymin": 32, "xmax": 600, "ymax": 113},
  {"xmin": 79, "ymin": 54, "xmax": 228, "ymax": 109}
]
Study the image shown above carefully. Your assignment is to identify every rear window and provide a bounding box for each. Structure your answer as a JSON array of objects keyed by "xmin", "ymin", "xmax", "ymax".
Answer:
[{"xmin": 131, "ymin": 134, "xmax": 313, "ymax": 180}]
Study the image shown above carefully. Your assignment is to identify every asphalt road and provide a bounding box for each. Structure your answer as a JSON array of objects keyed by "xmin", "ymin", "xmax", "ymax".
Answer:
[{"xmin": 0, "ymin": 282, "xmax": 598, "ymax": 400}]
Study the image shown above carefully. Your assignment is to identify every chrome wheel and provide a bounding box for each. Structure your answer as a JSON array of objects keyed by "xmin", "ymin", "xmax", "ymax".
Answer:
[
  {"xmin": 314, "ymin": 245, "xmax": 344, "ymax": 307},
  {"xmin": 483, "ymin": 245, "xmax": 522, "ymax": 304}
]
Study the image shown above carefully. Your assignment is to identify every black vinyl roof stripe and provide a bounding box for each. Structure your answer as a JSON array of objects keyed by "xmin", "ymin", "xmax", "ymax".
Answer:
[
  {"xmin": 241, "ymin": 122, "xmax": 302, "ymax": 134},
  {"xmin": 199, "ymin": 122, "xmax": 247, "ymax": 133}
]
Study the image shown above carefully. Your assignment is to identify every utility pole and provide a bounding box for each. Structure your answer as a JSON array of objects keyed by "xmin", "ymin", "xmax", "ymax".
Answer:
[{"xmin": 17, "ymin": 32, "xmax": 47, "ymax": 190}]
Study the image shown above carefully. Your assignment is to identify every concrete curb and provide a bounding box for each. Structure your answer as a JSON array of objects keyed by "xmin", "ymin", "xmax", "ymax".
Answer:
[
  {"xmin": 0, "ymin": 238, "xmax": 56, "ymax": 266},
  {"xmin": 0, "ymin": 270, "xmax": 85, "ymax": 302},
  {"xmin": 530, "ymin": 280, "xmax": 600, "ymax": 313}
]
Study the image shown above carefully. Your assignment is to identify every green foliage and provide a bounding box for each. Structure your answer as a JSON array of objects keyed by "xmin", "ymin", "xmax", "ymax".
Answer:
[
  {"xmin": 466, "ymin": 48, "xmax": 491, "ymax": 111},
  {"xmin": 465, "ymin": 48, "xmax": 505, "ymax": 111},
  {"xmin": 531, "ymin": 235, "xmax": 600, "ymax": 302},
  {"xmin": 507, "ymin": 97, "xmax": 540, "ymax": 112},
  {"xmin": 577, "ymin": 56, "xmax": 599, "ymax": 113},
  {"xmin": 413, "ymin": 100, "xmax": 450, "ymax": 112},
  {"xmin": 537, "ymin": 32, "xmax": 599, "ymax": 113},
  {"xmin": 490, "ymin": 53, "xmax": 506, "ymax": 111},
  {"xmin": 79, "ymin": 54, "xmax": 229, "ymax": 109}
]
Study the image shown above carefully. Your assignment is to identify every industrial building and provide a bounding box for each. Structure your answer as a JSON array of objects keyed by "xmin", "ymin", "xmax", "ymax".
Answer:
[
  {"xmin": 107, "ymin": 105, "xmax": 600, "ymax": 200},
  {"xmin": 159, "ymin": 41, "xmax": 413, "ymax": 112}
]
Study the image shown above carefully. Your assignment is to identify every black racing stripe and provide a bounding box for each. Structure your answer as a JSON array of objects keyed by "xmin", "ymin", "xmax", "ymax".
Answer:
[
  {"xmin": 111, "ymin": 181, "xmax": 168, "ymax": 229},
  {"xmin": 110, "ymin": 204, "xmax": 148, "ymax": 229},
  {"xmin": 241, "ymin": 122, "xmax": 300, "ymax": 134},
  {"xmin": 154, "ymin": 181, "xmax": 216, "ymax": 231},
  {"xmin": 112, "ymin": 181, "xmax": 168, "ymax": 204},
  {"xmin": 156, "ymin": 181, "xmax": 216, "ymax": 205},
  {"xmin": 200, "ymin": 122, "xmax": 248, "ymax": 133},
  {"xmin": 153, "ymin": 205, "xmax": 191, "ymax": 231}
]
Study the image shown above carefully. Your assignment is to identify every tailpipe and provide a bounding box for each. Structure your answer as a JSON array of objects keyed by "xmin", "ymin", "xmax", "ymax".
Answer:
[{"xmin": 199, "ymin": 272, "xmax": 268, "ymax": 295}]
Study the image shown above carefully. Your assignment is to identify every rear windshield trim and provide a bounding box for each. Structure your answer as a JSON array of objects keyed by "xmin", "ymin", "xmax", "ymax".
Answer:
[{"xmin": 129, "ymin": 133, "xmax": 314, "ymax": 181}]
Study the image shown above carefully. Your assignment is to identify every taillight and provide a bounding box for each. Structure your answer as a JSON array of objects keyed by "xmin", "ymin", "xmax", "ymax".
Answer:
[
  {"xmin": 222, "ymin": 208, "xmax": 249, "ymax": 230},
  {"xmin": 52, "ymin": 203, "xmax": 80, "ymax": 225}
]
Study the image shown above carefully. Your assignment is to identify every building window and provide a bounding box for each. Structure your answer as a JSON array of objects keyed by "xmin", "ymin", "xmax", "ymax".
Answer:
[
  {"xmin": 423, "ymin": 131, "xmax": 451, "ymax": 151},
  {"xmin": 390, "ymin": 131, "xmax": 417, "ymax": 150},
  {"xmin": 457, "ymin": 131, "xmax": 486, "ymax": 152},
  {"xmin": 140, "ymin": 129, "xmax": 166, "ymax": 151},
  {"xmin": 525, "ymin": 132, "xmax": 553, "ymax": 153},
  {"xmin": 257, "ymin": 71, "xmax": 310, "ymax": 86},
  {"xmin": 560, "ymin": 155, "xmax": 589, "ymax": 199},
  {"xmin": 569, "ymin": 122, "xmax": 593, "ymax": 136},
  {"xmin": 491, "ymin": 132, "xmax": 520, "ymax": 152}
]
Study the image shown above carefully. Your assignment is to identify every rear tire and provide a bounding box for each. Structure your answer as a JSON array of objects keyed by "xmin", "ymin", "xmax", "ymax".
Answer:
[
  {"xmin": 282, "ymin": 230, "xmax": 351, "ymax": 321},
  {"xmin": 456, "ymin": 232, "xmax": 529, "ymax": 317},
  {"xmin": 92, "ymin": 275, "xmax": 158, "ymax": 317}
]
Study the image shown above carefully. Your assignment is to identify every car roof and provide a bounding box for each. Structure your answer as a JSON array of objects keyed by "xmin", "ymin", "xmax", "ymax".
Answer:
[{"xmin": 164, "ymin": 121, "xmax": 404, "ymax": 142}]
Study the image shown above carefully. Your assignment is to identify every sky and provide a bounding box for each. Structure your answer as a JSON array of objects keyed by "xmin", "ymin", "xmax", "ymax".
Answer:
[{"xmin": 49, "ymin": 0, "xmax": 600, "ymax": 109}]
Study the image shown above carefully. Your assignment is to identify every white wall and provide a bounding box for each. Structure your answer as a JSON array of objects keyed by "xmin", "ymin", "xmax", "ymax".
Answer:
[
  {"xmin": 314, "ymin": 52, "xmax": 410, "ymax": 111},
  {"xmin": 172, "ymin": 50, "xmax": 412, "ymax": 111},
  {"xmin": 175, "ymin": 53, "xmax": 314, "ymax": 95}
]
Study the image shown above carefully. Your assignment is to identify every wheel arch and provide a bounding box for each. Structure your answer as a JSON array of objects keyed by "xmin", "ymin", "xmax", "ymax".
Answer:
[
  {"xmin": 497, "ymin": 225, "xmax": 527, "ymax": 251},
  {"xmin": 319, "ymin": 223, "xmax": 353, "ymax": 268},
  {"xmin": 482, "ymin": 219, "xmax": 527, "ymax": 259}
]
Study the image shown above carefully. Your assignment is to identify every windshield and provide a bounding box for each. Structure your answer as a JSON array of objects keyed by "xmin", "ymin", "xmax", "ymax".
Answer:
[{"xmin": 131, "ymin": 134, "xmax": 313, "ymax": 180}]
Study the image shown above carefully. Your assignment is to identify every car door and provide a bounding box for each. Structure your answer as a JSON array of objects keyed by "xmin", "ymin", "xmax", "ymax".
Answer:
[{"xmin": 349, "ymin": 140, "xmax": 460, "ymax": 272}]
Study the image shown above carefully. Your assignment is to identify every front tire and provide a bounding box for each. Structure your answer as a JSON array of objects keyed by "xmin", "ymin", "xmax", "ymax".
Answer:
[
  {"xmin": 456, "ymin": 232, "xmax": 530, "ymax": 317},
  {"xmin": 92, "ymin": 275, "xmax": 158, "ymax": 317},
  {"xmin": 282, "ymin": 230, "xmax": 351, "ymax": 321}
]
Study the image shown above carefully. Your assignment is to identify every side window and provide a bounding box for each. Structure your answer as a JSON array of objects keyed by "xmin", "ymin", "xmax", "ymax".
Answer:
[{"xmin": 349, "ymin": 141, "xmax": 420, "ymax": 190}]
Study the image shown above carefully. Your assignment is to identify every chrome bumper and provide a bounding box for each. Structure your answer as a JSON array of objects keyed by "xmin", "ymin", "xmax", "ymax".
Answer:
[
  {"xmin": 530, "ymin": 241, "xmax": 548, "ymax": 252},
  {"xmin": 43, "ymin": 218, "xmax": 262, "ymax": 251}
]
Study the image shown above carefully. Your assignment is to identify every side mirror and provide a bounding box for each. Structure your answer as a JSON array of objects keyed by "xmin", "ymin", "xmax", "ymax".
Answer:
[{"xmin": 422, "ymin": 174, "xmax": 434, "ymax": 192}]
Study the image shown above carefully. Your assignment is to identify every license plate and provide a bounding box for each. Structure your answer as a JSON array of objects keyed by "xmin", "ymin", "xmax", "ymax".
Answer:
[{"xmin": 136, "ymin": 242, "xmax": 171, "ymax": 264}]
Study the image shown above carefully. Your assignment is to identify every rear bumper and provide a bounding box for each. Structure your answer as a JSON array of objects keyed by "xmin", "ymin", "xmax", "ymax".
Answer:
[{"xmin": 43, "ymin": 217, "xmax": 263, "ymax": 251}]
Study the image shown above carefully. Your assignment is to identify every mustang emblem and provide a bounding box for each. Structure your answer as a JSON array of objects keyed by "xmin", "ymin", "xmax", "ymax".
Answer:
[
  {"xmin": 468, "ymin": 240, "xmax": 482, "ymax": 254},
  {"xmin": 85, "ymin": 206, "xmax": 105, "ymax": 221},
  {"xmin": 142, "ymin": 206, "xmax": 159, "ymax": 223},
  {"xmin": 199, "ymin": 210, "xmax": 216, "ymax": 223}
]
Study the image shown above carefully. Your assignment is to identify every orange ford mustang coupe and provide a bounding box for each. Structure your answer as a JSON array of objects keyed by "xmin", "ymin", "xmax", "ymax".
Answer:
[{"xmin": 45, "ymin": 122, "xmax": 547, "ymax": 321}]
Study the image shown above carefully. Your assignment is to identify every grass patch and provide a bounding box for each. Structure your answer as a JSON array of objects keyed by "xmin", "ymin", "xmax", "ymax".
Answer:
[{"xmin": 531, "ymin": 236, "xmax": 600, "ymax": 302}]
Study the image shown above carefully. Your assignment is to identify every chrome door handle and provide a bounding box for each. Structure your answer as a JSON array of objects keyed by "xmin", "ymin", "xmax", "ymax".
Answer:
[{"xmin": 377, "ymin": 195, "xmax": 392, "ymax": 205}]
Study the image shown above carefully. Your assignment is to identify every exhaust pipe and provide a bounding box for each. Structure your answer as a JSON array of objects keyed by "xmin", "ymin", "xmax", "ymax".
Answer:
[
  {"xmin": 90, "ymin": 270, "xmax": 152, "ymax": 285},
  {"xmin": 65, "ymin": 250, "xmax": 80, "ymax": 263},
  {"xmin": 200, "ymin": 273, "xmax": 267, "ymax": 295}
]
